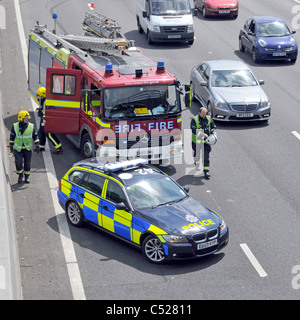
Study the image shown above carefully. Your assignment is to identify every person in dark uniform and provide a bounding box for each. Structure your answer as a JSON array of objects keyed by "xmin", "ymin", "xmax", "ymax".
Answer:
[
  {"xmin": 190, "ymin": 107, "xmax": 217, "ymax": 179},
  {"xmin": 36, "ymin": 87, "xmax": 63, "ymax": 154}
]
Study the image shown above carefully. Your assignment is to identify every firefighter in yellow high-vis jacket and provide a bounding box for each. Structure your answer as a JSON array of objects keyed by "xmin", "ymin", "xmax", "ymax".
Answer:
[{"xmin": 9, "ymin": 110, "xmax": 39, "ymax": 184}]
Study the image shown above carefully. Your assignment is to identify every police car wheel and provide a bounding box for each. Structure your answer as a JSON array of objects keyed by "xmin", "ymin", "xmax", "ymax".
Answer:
[
  {"xmin": 66, "ymin": 201, "xmax": 84, "ymax": 227},
  {"xmin": 142, "ymin": 235, "xmax": 166, "ymax": 264}
]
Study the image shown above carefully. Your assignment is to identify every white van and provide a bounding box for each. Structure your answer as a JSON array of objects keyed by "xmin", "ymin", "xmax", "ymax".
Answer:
[{"xmin": 136, "ymin": 0, "xmax": 195, "ymax": 45}]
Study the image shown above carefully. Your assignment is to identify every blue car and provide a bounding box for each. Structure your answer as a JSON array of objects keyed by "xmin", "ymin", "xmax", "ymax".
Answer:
[
  {"xmin": 239, "ymin": 16, "xmax": 298, "ymax": 63},
  {"xmin": 58, "ymin": 158, "xmax": 229, "ymax": 263}
]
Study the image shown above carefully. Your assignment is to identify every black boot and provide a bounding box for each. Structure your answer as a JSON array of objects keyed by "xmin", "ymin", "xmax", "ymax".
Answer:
[
  {"xmin": 24, "ymin": 175, "xmax": 30, "ymax": 184},
  {"xmin": 18, "ymin": 174, "xmax": 23, "ymax": 184},
  {"xmin": 204, "ymin": 171, "xmax": 210, "ymax": 180}
]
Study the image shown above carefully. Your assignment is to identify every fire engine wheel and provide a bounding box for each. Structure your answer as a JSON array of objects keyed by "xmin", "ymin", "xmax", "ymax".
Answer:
[{"xmin": 81, "ymin": 133, "xmax": 94, "ymax": 158}]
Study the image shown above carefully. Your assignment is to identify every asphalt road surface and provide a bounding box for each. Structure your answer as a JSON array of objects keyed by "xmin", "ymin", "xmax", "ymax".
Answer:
[{"xmin": 1, "ymin": 0, "xmax": 300, "ymax": 301}]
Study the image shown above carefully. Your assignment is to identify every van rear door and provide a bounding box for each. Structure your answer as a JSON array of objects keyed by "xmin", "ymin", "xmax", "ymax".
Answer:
[{"xmin": 45, "ymin": 68, "xmax": 81, "ymax": 135}]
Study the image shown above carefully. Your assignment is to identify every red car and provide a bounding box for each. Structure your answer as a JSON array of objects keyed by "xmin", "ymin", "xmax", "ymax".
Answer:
[{"xmin": 194, "ymin": 0, "xmax": 239, "ymax": 18}]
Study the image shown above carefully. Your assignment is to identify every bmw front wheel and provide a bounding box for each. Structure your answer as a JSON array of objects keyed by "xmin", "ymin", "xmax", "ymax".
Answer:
[{"xmin": 142, "ymin": 235, "xmax": 166, "ymax": 264}]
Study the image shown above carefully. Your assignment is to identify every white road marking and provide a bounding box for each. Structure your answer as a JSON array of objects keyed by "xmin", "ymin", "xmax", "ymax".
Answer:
[
  {"xmin": 0, "ymin": 265, "xmax": 6, "ymax": 290},
  {"xmin": 292, "ymin": 131, "xmax": 300, "ymax": 140},
  {"xmin": 0, "ymin": 5, "xmax": 6, "ymax": 30},
  {"xmin": 14, "ymin": 0, "xmax": 86, "ymax": 300},
  {"xmin": 240, "ymin": 243, "xmax": 268, "ymax": 278}
]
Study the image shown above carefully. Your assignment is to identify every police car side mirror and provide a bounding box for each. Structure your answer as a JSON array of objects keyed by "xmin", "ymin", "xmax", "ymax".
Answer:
[
  {"xmin": 183, "ymin": 185, "xmax": 189, "ymax": 193},
  {"xmin": 116, "ymin": 202, "xmax": 128, "ymax": 210}
]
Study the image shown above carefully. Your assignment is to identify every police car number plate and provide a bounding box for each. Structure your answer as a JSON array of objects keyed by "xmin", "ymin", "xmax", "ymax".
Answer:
[
  {"xmin": 197, "ymin": 239, "xmax": 218, "ymax": 250},
  {"xmin": 236, "ymin": 113, "xmax": 253, "ymax": 118}
]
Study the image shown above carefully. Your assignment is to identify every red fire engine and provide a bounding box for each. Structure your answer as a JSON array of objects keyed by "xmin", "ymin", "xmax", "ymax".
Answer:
[{"xmin": 27, "ymin": 12, "xmax": 184, "ymax": 160}]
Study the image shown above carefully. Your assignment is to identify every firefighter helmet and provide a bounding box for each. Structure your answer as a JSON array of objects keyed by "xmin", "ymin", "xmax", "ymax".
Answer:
[
  {"xmin": 18, "ymin": 110, "xmax": 31, "ymax": 122},
  {"xmin": 206, "ymin": 134, "xmax": 217, "ymax": 145},
  {"xmin": 36, "ymin": 86, "xmax": 46, "ymax": 98}
]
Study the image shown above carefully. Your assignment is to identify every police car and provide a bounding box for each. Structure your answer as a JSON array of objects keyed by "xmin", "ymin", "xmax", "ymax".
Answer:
[{"xmin": 58, "ymin": 158, "xmax": 229, "ymax": 263}]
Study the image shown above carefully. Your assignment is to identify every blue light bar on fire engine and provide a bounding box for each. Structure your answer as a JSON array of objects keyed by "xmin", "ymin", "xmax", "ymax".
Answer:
[
  {"xmin": 103, "ymin": 158, "xmax": 148, "ymax": 172},
  {"xmin": 105, "ymin": 64, "xmax": 113, "ymax": 75},
  {"xmin": 156, "ymin": 61, "xmax": 165, "ymax": 72}
]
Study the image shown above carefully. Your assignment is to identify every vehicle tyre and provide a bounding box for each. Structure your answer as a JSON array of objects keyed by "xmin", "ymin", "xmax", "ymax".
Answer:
[
  {"xmin": 190, "ymin": 82, "xmax": 196, "ymax": 101},
  {"xmin": 239, "ymin": 37, "xmax": 245, "ymax": 52},
  {"xmin": 188, "ymin": 39, "xmax": 194, "ymax": 45},
  {"xmin": 142, "ymin": 234, "xmax": 166, "ymax": 264},
  {"xmin": 252, "ymin": 48, "xmax": 260, "ymax": 63},
  {"xmin": 147, "ymin": 30, "xmax": 153, "ymax": 45},
  {"xmin": 66, "ymin": 201, "xmax": 85, "ymax": 227},
  {"xmin": 202, "ymin": 7, "xmax": 207, "ymax": 18},
  {"xmin": 81, "ymin": 132, "xmax": 94, "ymax": 158},
  {"xmin": 291, "ymin": 57, "xmax": 297, "ymax": 63},
  {"xmin": 137, "ymin": 18, "xmax": 143, "ymax": 34}
]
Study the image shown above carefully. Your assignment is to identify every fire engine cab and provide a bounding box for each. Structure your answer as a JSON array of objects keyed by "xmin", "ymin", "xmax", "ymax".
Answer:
[{"xmin": 27, "ymin": 12, "xmax": 183, "ymax": 161}]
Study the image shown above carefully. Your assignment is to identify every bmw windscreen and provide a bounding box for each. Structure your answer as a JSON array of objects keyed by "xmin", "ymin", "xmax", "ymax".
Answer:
[{"xmin": 126, "ymin": 175, "xmax": 187, "ymax": 210}]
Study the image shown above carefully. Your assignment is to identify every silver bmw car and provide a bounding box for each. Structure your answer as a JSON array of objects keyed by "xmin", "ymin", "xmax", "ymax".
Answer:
[{"xmin": 189, "ymin": 60, "xmax": 271, "ymax": 121}]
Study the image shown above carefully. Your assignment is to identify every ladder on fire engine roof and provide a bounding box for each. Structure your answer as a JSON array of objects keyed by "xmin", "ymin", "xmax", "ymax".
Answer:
[
  {"xmin": 31, "ymin": 17, "xmax": 136, "ymax": 57},
  {"xmin": 83, "ymin": 11, "xmax": 122, "ymax": 39}
]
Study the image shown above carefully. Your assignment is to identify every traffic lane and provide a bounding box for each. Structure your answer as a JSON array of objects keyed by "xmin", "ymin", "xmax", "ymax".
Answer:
[
  {"xmin": 50, "ymin": 0, "xmax": 300, "ymax": 300},
  {"xmin": 3, "ymin": 1, "xmax": 75, "ymax": 299},
  {"xmin": 55, "ymin": 210, "xmax": 269, "ymax": 300},
  {"xmin": 179, "ymin": 118, "xmax": 300, "ymax": 298},
  {"xmin": 15, "ymin": 0, "xmax": 298, "ymax": 300}
]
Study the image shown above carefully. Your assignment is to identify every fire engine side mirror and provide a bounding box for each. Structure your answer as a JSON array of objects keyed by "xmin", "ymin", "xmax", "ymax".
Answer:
[{"xmin": 80, "ymin": 89, "xmax": 91, "ymax": 97}]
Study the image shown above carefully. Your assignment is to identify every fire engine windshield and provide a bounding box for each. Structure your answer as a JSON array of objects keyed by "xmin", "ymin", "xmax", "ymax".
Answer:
[
  {"xmin": 103, "ymin": 84, "xmax": 181, "ymax": 120},
  {"xmin": 150, "ymin": 0, "xmax": 191, "ymax": 15}
]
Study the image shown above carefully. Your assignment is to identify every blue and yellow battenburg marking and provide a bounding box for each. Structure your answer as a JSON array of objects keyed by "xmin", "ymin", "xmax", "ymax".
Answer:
[{"xmin": 58, "ymin": 161, "xmax": 167, "ymax": 246}]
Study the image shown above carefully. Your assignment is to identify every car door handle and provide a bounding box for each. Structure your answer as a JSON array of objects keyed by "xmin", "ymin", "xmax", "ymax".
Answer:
[
  {"xmin": 79, "ymin": 193, "xmax": 84, "ymax": 198},
  {"xmin": 102, "ymin": 206, "xmax": 108, "ymax": 211}
]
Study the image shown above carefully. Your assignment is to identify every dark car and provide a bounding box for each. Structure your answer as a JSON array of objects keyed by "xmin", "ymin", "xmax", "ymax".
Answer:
[
  {"xmin": 239, "ymin": 16, "xmax": 298, "ymax": 63},
  {"xmin": 58, "ymin": 158, "xmax": 229, "ymax": 264}
]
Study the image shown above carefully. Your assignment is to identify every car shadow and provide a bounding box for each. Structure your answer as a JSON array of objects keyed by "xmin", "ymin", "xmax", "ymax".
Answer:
[
  {"xmin": 233, "ymin": 50, "xmax": 296, "ymax": 68},
  {"xmin": 124, "ymin": 30, "xmax": 194, "ymax": 51},
  {"xmin": 47, "ymin": 214, "xmax": 226, "ymax": 276}
]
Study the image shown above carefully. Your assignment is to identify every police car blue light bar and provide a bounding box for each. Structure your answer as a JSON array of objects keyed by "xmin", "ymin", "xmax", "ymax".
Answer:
[{"xmin": 103, "ymin": 158, "xmax": 148, "ymax": 172}]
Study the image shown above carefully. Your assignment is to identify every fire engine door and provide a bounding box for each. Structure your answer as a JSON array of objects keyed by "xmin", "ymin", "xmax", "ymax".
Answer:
[{"xmin": 45, "ymin": 68, "xmax": 82, "ymax": 135}]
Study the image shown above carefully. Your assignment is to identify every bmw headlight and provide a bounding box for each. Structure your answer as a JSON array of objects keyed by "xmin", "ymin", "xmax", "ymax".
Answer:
[
  {"xmin": 258, "ymin": 38, "xmax": 267, "ymax": 47},
  {"xmin": 220, "ymin": 220, "xmax": 227, "ymax": 233},
  {"xmin": 162, "ymin": 235, "xmax": 189, "ymax": 243}
]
